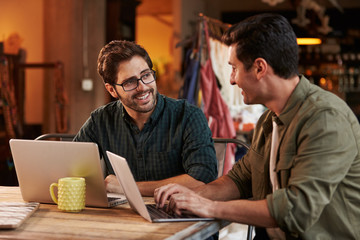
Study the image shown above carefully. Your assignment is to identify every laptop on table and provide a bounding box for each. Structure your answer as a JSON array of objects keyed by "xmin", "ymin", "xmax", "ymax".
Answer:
[
  {"xmin": 9, "ymin": 139, "xmax": 127, "ymax": 208},
  {"xmin": 106, "ymin": 150, "xmax": 215, "ymax": 222}
]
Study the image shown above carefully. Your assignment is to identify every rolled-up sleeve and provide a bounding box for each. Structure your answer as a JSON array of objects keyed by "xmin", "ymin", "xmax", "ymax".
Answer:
[{"xmin": 182, "ymin": 106, "xmax": 218, "ymax": 183}]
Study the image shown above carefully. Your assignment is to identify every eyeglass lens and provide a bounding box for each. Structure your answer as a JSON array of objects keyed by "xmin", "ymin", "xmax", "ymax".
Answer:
[{"xmin": 122, "ymin": 71, "xmax": 155, "ymax": 91}]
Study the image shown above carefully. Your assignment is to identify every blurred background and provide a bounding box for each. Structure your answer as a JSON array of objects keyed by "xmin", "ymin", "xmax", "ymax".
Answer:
[{"xmin": 1, "ymin": 0, "xmax": 360, "ymax": 186}]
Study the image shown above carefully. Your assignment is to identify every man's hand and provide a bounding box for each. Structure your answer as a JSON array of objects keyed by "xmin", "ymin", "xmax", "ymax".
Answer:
[
  {"xmin": 154, "ymin": 180, "xmax": 277, "ymax": 228},
  {"xmin": 104, "ymin": 174, "xmax": 124, "ymax": 193},
  {"xmin": 154, "ymin": 183, "xmax": 216, "ymax": 218}
]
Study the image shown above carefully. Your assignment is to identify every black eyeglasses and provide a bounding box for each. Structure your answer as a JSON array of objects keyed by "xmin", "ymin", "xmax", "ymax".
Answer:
[{"xmin": 113, "ymin": 70, "xmax": 156, "ymax": 92}]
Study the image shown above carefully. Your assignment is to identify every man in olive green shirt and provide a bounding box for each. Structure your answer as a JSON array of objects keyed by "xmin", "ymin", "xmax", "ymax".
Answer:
[{"xmin": 154, "ymin": 13, "xmax": 360, "ymax": 239}]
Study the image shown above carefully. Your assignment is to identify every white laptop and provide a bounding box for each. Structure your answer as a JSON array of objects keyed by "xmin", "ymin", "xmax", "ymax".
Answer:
[
  {"xmin": 106, "ymin": 151, "xmax": 215, "ymax": 222},
  {"xmin": 9, "ymin": 139, "xmax": 127, "ymax": 208}
]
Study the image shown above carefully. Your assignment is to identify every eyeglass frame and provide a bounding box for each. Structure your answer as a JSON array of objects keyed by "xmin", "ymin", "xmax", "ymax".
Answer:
[{"xmin": 112, "ymin": 69, "xmax": 156, "ymax": 92}]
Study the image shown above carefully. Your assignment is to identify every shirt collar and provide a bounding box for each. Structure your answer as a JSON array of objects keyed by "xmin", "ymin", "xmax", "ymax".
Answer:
[
  {"xmin": 149, "ymin": 93, "xmax": 164, "ymax": 124},
  {"xmin": 120, "ymin": 93, "xmax": 164, "ymax": 127},
  {"xmin": 277, "ymin": 75, "xmax": 310, "ymax": 127},
  {"xmin": 119, "ymin": 101, "xmax": 132, "ymax": 126},
  {"xmin": 261, "ymin": 111, "xmax": 276, "ymax": 136}
]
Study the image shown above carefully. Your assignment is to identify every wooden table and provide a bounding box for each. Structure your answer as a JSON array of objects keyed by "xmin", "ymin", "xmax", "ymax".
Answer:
[{"xmin": 0, "ymin": 187, "xmax": 228, "ymax": 239}]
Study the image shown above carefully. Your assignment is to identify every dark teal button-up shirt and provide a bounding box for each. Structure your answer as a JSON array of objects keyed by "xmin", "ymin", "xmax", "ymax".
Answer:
[{"xmin": 74, "ymin": 94, "xmax": 218, "ymax": 183}]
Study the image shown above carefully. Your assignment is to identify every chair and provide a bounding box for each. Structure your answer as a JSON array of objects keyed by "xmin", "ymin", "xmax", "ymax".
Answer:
[
  {"xmin": 213, "ymin": 137, "xmax": 249, "ymax": 178},
  {"xmin": 213, "ymin": 138, "xmax": 254, "ymax": 240},
  {"xmin": 35, "ymin": 133, "xmax": 76, "ymax": 141}
]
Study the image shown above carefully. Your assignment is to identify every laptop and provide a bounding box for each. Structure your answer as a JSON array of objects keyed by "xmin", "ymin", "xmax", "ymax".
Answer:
[
  {"xmin": 9, "ymin": 139, "xmax": 127, "ymax": 208},
  {"xmin": 106, "ymin": 151, "xmax": 215, "ymax": 222}
]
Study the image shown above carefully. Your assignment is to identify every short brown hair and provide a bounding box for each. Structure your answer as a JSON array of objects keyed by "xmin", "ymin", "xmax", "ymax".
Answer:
[{"xmin": 97, "ymin": 40, "xmax": 153, "ymax": 85}]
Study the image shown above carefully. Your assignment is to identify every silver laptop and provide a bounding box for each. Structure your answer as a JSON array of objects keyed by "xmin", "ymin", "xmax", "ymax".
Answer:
[
  {"xmin": 106, "ymin": 151, "xmax": 215, "ymax": 222},
  {"xmin": 9, "ymin": 139, "xmax": 127, "ymax": 208}
]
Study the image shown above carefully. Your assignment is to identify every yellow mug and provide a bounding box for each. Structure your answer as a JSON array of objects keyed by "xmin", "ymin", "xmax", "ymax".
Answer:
[{"xmin": 49, "ymin": 177, "xmax": 86, "ymax": 212}]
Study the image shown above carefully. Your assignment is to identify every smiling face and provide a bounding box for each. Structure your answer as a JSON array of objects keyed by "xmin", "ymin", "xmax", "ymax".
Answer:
[
  {"xmin": 105, "ymin": 55, "xmax": 157, "ymax": 116},
  {"xmin": 228, "ymin": 44, "xmax": 259, "ymax": 105}
]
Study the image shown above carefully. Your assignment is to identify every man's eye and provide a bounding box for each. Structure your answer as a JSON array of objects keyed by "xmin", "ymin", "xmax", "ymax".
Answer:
[
  {"xmin": 124, "ymin": 79, "xmax": 137, "ymax": 86},
  {"xmin": 142, "ymin": 73, "xmax": 151, "ymax": 79}
]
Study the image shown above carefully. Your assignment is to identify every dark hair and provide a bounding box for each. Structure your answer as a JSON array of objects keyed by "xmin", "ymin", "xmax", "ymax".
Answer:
[
  {"xmin": 97, "ymin": 40, "xmax": 153, "ymax": 85},
  {"xmin": 222, "ymin": 13, "xmax": 299, "ymax": 79}
]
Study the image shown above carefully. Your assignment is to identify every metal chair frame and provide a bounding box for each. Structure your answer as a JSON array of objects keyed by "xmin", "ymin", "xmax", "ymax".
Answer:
[
  {"xmin": 35, "ymin": 133, "xmax": 76, "ymax": 141},
  {"xmin": 213, "ymin": 137, "xmax": 249, "ymax": 178},
  {"xmin": 213, "ymin": 137, "xmax": 254, "ymax": 240}
]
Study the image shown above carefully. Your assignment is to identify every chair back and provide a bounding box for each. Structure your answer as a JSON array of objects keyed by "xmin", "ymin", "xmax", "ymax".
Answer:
[
  {"xmin": 213, "ymin": 138, "xmax": 254, "ymax": 239},
  {"xmin": 213, "ymin": 138, "xmax": 249, "ymax": 178},
  {"xmin": 35, "ymin": 133, "xmax": 76, "ymax": 141}
]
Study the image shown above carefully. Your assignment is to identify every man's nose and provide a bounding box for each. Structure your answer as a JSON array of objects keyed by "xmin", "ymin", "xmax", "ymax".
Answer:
[{"xmin": 136, "ymin": 79, "xmax": 147, "ymax": 91}]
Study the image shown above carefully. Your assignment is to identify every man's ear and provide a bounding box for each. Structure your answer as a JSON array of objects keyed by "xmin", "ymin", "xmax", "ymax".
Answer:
[
  {"xmin": 254, "ymin": 58, "xmax": 267, "ymax": 76},
  {"xmin": 105, "ymin": 83, "xmax": 119, "ymax": 99}
]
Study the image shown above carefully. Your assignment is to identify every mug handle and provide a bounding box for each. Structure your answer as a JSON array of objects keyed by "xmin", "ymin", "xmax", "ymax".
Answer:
[{"xmin": 49, "ymin": 183, "xmax": 58, "ymax": 204}]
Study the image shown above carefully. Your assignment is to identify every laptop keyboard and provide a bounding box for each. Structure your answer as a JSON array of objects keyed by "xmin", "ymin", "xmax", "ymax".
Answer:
[
  {"xmin": 146, "ymin": 204, "xmax": 197, "ymax": 219},
  {"xmin": 107, "ymin": 196, "xmax": 127, "ymax": 207},
  {"xmin": 108, "ymin": 197, "xmax": 120, "ymax": 202},
  {"xmin": 0, "ymin": 202, "xmax": 39, "ymax": 229}
]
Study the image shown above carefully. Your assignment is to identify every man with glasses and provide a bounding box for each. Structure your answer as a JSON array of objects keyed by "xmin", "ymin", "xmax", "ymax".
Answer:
[{"xmin": 74, "ymin": 40, "xmax": 218, "ymax": 196}]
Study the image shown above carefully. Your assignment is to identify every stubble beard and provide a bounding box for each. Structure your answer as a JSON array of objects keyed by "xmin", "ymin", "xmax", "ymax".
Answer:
[{"xmin": 121, "ymin": 88, "xmax": 157, "ymax": 113}]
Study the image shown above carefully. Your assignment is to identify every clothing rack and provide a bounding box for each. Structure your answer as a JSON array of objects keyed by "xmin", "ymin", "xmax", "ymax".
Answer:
[
  {"xmin": 178, "ymin": 13, "xmax": 238, "ymax": 175},
  {"xmin": 198, "ymin": 13, "xmax": 231, "ymax": 41},
  {"xmin": 175, "ymin": 14, "xmax": 231, "ymax": 49}
]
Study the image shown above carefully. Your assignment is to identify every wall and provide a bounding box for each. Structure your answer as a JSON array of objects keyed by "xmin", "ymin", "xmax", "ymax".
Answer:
[
  {"xmin": 43, "ymin": 0, "xmax": 106, "ymax": 134},
  {"xmin": 172, "ymin": 0, "xmax": 206, "ymax": 75},
  {"xmin": 136, "ymin": 15, "xmax": 173, "ymax": 75},
  {"xmin": 136, "ymin": 14, "xmax": 177, "ymax": 96}
]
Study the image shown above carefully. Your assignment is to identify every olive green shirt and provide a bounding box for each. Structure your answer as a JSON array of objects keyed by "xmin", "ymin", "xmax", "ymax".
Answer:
[{"xmin": 228, "ymin": 76, "xmax": 360, "ymax": 239}]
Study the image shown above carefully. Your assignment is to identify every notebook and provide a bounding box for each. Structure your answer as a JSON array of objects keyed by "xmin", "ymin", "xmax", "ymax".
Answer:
[
  {"xmin": 9, "ymin": 139, "xmax": 127, "ymax": 208},
  {"xmin": 106, "ymin": 151, "xmax": 215, "ymax": 222}
]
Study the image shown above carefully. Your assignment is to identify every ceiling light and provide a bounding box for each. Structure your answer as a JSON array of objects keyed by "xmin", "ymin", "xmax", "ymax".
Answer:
[{"xmin": 297, "ymin": 38, "xmax": 322, "ymax": 45}]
